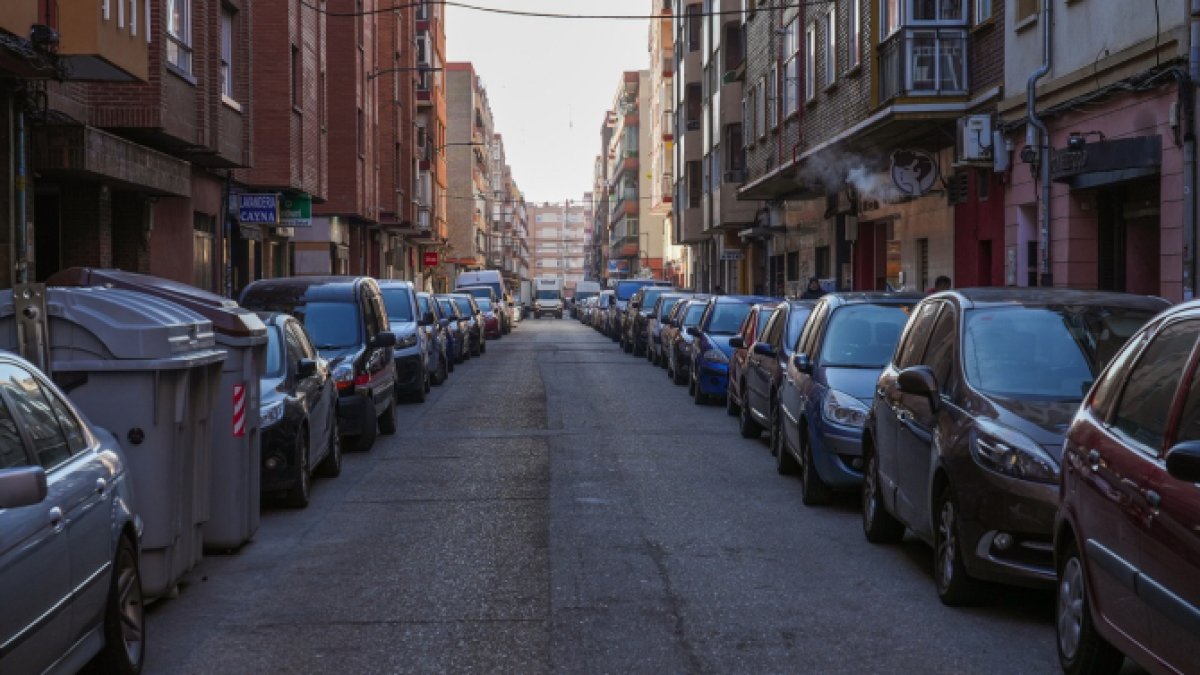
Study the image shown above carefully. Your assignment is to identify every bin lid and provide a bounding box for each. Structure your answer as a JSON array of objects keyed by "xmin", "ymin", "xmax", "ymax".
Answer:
[
  {"xmin": 0, "ymin": 287, "xmax": 221, "ymax": 361},
  {"xmin": 48, "ymin": 268, "xmax": 267, "ymax": 343}
]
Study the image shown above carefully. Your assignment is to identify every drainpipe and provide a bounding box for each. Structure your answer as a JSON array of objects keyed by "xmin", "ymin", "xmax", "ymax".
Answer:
[
  {"xmin": 15, "ymin": 104, "xmax": 27, "ymax": 284},
  {"xmin": 1026, "ymin": 0, "xmax": 1053, "ymax": 287},
  {"xmin": 1187, "ymin": 0, "xmax": 1200, "ymax": 299}
]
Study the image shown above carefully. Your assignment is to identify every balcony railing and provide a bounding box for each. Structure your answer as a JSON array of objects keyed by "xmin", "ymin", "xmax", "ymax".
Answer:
[
  {"xmin": 878, "ymin": 28, "xmax": 968, "ymax": 103},
  {"xmin": 662, "ymin": 110, "xmax": 675, "ymax": 140}
]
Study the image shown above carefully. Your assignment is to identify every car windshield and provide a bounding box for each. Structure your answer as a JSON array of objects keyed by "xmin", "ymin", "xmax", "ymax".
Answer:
[
  {"xmin": 615, "ymin": 281, "xmax": 651, "ymax": 301},
  {"xmin": 477, "ymin": 298, "xmax": 493, "ymax": 311},
  {"xmin": 417, "ymin": 295, "xmax": 431, "ymax": 316},
  {"xmin": 536, "ymin": 290, "xmax": 559, "ymax": 300},
  {"xmin": 453, "ymin": 297, "xmax": 474, "ymax": 315},
  {"xmin": 641, "ymin": 289, "xmax": 669, "ymax": 310},
  {"xmin": 292, "ymin": 302, "xmax": 361, "ymax": 349},
  {"xmin": 819, "ymin": 304, "xmax": 913, "ymax": 368},
  {"xmin": 787, "ymin": 308, "xmax": 813, "ymax": 348},
  {"xmin": 682, "ymin": 304, "xmax": 706, "ymax": 327},
  {"xmin": 437, "ymin": 299, "xmax": 458, "ymax": 318},
  {"xmin": 263, "ymin": 326, "xmax": 285, "ymax": 378},
  {"xmin": 963, "ymin": 305, "xmax": 1156, "ymax": 400},
  {"xmin": 658, "ymin": 298, "xmax": 681, "ymax": 319},
  {"xmin": 707, "ymin": 302, "xmax": 753, "ymax": 334},
  {"xmin": 380, "ymin": 289, "xmax": 415, "ymax": 322}
]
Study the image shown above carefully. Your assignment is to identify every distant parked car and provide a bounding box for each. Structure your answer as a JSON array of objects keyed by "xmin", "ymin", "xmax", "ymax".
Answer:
[
  {"xmin": 257, "ymin": 312, "xmax": 342, "ymax": 508},
  {"xmin": 612, "ymin": 279, "xmax": 671, "ymax": 341},
  {"xmin": 1054, "ymin": 297, "xmax": 1200, "ymax": 675},
  {"xmin": 687, "ymin": 295, "xmax": 776, "ymax": 405},
  {"xmin": 379, "ymin": 280, "xmax": 432, "ymax": 403},
  {"xmin": 648, "ymin": 292, "xmax": 688, "ymax": 367},
  {"xmin": 240, "ymin": 276, "xmax": 398, "ymax": 452},
  {"xmin": 417, "ymin": 291, "xmax": 451, "ymax": 383},
  {"xmin": 435, "ymin": 294, "xmax": 470, "ymax": 365},
  {"xmin": 596, "ymin": 290, "xmax": 616, "ymax": 333},
  {"xmin": 448, "ymin": 293, "xmax": 486, "ymax": 356},
  {"xmin": 622, "ymin": 285, "xmax": 675, "ymax": 356},
  {"xmin": 726, "ymin": 301, "xmax": 778, "ymax": 418},
  {"xmin": 861, "ymin": 288, "xmax": 1167, "ymax": 606},
  {"xmin": 458, "ymin": 284, "xmax": 510, "ymax": 335},
  {"xmin": 0, "ymin": 353, "xmax": 145, "ymax": 675},
  {"xmin": 664, "ymin": 297, "xmax": 709, "ymax": 386},
  {"xmin": 477, "ymin": 297, "xmax": 503, "ymax": 340},
  {"xmin": 775, "ymin": 292, "xmax": 922, "ymax": 504}
]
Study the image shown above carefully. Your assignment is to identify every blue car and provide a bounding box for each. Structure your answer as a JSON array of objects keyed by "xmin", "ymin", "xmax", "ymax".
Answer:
[
  {"xmin": 687, "ymin": 295, "xmax": 777, "ymax": 405},
  {"xmin": 417, "ymin": 291, "xmax": 452, "ymax": 383},
  {"xmin": 774, "ymin": 292, "xmax": 922, "ymax": 505},
  {"xmin": 435, "ymin": 295, "xmax": 470, "ymax": 365}
]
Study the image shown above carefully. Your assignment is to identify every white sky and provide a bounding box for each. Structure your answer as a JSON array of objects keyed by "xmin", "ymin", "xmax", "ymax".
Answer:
[{"xmin": 445, "ymin": 1, "xmax": 654, "ymax": 204}]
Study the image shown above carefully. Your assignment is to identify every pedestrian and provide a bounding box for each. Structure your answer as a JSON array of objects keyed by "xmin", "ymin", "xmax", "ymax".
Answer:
[
  {"xmin": 927, "ymin": 275, "xmax": 952, "ymax": 294},
  {"xmin": 800, "ymin": 277, "xmax": 825, "ymax": 299}
]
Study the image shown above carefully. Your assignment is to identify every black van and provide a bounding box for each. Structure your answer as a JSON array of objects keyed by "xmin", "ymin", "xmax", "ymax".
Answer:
[{"xmin": 240, "ymin": 276, "xmax": 397, "ymax": 451}]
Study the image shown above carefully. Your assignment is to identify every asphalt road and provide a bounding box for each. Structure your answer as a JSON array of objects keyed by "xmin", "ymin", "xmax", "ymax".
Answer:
[{"xmin": 144, "ymin": 317, "xmax": 1135, "ymax": 674}]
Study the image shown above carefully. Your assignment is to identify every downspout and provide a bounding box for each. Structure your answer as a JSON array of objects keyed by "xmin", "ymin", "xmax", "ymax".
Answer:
[
  {"xmin": 1026, "ymin": 0, "xmax": 1052, "ymax": 287},
  {"xmin": 15, "ymin": 103, "xmax": 27, "ymax": 284},
  {"xmin": 1186, "ymin": 0, "xmax": 1200, "ymax": 299}
]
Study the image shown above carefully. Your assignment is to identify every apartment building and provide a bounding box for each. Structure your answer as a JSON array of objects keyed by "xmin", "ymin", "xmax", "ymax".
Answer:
[
  {"xmin": 445, "ymin": 62, "xmax": 494, "ymax": 279},
  {"xmin": 490, "ymin": 134, "xmax": 530, "ymax": 292},
  {"xmin": 375, "ymin": 2, "xmax": 419, "ymax": 282},
  {"xmin": 589, "ymin": 114, "xmax": 617, "ymax": 282},
  {"xmin": 530, "ymin": 200, "xmax": 590, "ymax": 295},
  {"xmin": 415, "ymin": 0, "xmax": 450, "ymax": 291},
  {"xmin": 1002, "ymin": 1, "xmax": 1189, "ymax": 301},
  {"xmin": 648, "ymin": 0, "xmax": 689, "ymax": 287}
]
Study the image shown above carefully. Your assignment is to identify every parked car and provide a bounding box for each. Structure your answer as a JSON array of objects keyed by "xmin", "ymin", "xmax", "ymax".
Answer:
[
  {"xmin": 648, "ymin": 292, "xmax": 688, "ymax": 367},
  {"xmin": 1053, "ymin": 297, "xmax": 1200, "ymax": 674},
  {"xmin": 664, "ymin": 297, "xmax": 709, "ymax": 386},
  {"xmin": 725, "ymin": 300, "xmax": 782, "ymax": 420},
  {"xmin": 596, "ymin": 290, "xmax": 616, "ymax": 333},
  {"xmin": 379, "ymin": 280, "xmax": 432, "ymax": 403},
  {"xmin": 737, "ymin": 300, "xmax": 817, "ymax": 438},
  {"xmin": 861, "ymin": 288, "xmax": 1167, "ymax": 606},
  {"xmin": 240, "ymin": 276, "xmax": 398, "ymax": 452},
  {"xmin": 0, "ymin": 353, "xmax": 145, "ymax": 675},
  {"xmin": 687, "ymin": 295, "xmax": 776, "ymax": 405},
  {"xmin": 612, "ymin": 279, "xmax": 671, "ymax": 341},
  {"xmin": 417, "ymin": 291, "xmax": 452, "ymax": 382},
  {"xmin": 622, "ymin": 285, "xmax": 676, "ymax": 356},
  {"xmin": 448, "ymin": 293, "xmax": 486, "ymax": 356},
  {"xmin": 257, "ymin": 312, "xmax": 342, "ymax": 508},
  {"xmin": 435, "ymin": 294, "xmax": 470, "ymax": 364},
  {"xmin": 477, "ymin": 297, "xmax": 503, "ymax": 340},
  {"xmin": 774, "ymin": 292, "xmax": 922, "ymax": 504},
  {"xmin": 457, "ymin": 284, "xmax": 509, "ymax": 335}
]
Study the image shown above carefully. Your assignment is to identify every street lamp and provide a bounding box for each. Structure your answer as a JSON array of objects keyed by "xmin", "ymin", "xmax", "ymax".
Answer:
[{"xmin": 366, "ymin": 65, "xmax": 442, "ymax": 81}]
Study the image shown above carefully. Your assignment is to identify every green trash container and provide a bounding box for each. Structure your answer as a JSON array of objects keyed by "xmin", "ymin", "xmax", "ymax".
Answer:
[
  {"xmin": 0, "ymin": 286, "xmax": 225, "ymax": 598},
  {"xmin": 49, "ymin": 268, "xmax": 268, "ymax": 550}
]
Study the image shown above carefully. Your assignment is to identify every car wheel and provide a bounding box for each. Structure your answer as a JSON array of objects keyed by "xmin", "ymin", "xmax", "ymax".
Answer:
[
  {"xmin": 1057, "ymin": 538, "xmax": 1123, "ymax": 675},
  {"xmin": 862, "ymin": 449, "xmax": 904, "ymax": 543},
  {"xmin": 286, "ymin": 427, "xmax": 311, "ymax": 509},
  {"xmin": 349, "ymin": 402, "xmax": 378, "ymax": 452},
  {"xmin": 726, "ymin": 384, "xmax": 740, "ymax": 416},
  {"xmin": 692, "ymin": 373, "xmax": 707, "ymax": 405},
  {"xmin": 378, "ymin": 396, "xmax": 397, "ymax": 435},
  {"xmin": 775, "ymin": 412, "xmax": 799, "ymax": 474},
  {"xmin": 672, "ymin": 358, "xmax": 687, "ymax": 385},
  {"xmin": 94, "ymin": 534, "xmax": 144, "ymax": 675},
  {"xmin": 317, "ymin": 419, "xmax": 342, "ymax": 478},
  {"xmin": 435, "ymin": 352, "xmax": 449, "ymax": 385},
  {"xmin": 738, "ymin": 397, "xmax": 762, "ymax": 438},
  {"xmin": 424, "ymin": 365, "xmax": 432, "ymax": 393},
  {"xmin": 934, "ymin": 486, "xmax": 983, "ymax": 606},
  {"xmin": 480, "ymin": 339, "xmax": 487, "ymax": 354},
  {"xmin": 799, "ymin": 431, "xmax": 833, "ymax": 506}
]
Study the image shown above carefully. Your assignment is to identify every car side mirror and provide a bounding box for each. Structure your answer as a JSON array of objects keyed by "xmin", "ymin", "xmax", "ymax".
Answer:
[
  {"xmin": 420, "ymin": 311, "xmax": 436, "ymax": 326},
  {"xmin": 372, "ymin": 331, "xmax": 397, "ymax": 348},
  {"xmin": 752, "ymin": 342, "xmax": 776, "ymax": 358},
  {"xmin": 729, "ymin": 336, "xmax": 745, "ymax": 350},
  {"xmin": 297, "ymin": 358, "xmax": 318, "ymax": 379},
  {"xmin": 898, "ymin": 366, "xmax": 940, "ymax": 411},
  {"xmin": 792, "ymin": 353, "xmax": 813, "ymax": 374},
  {"xmin": 686, "ymin": 326, "xmax": 700, "ymax": 337},
  {"xmin": 0, "ymin": 466, "xmax": 48, "ymax": 509},
  {"xmin": 1166, "ymin": 441, "xmax": 1200, "ymax": 483}
]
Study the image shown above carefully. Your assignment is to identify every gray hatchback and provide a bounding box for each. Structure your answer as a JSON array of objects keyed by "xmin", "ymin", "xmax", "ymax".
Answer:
[{"xmin": 0, "ymin": 353, "xmax": 145, "ymax": 674}]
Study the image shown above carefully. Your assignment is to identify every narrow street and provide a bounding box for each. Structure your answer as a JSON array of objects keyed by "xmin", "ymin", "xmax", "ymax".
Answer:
[{"xmin": 147, "ymin": 319, "xmax": 1065, "ymax": 674}]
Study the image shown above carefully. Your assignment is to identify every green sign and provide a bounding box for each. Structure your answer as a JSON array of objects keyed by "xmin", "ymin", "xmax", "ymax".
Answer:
[{"xmin": 279, "ymin": 193, "xmax": 312, "ymax": 227}]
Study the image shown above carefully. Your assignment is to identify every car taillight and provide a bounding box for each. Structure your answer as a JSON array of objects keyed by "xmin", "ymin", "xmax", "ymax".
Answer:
[{"xmin": 337, "ymin": 373, "xmax": 371, "ymax": 391}]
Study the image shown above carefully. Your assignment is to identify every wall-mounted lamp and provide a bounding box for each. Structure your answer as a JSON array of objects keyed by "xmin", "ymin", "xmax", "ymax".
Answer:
[{"xmin": 1066, "ymin": 130, "xmax": 1106, "ymax": 151}]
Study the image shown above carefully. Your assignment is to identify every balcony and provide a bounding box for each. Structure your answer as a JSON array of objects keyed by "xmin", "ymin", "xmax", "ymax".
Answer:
[
  {"xmin": 661, "ymin": 110, "xmax": 675, "ymax": 141},
  {"xmin": 878, "ymin": 28, "xmax": 968, "ymax": 103}
]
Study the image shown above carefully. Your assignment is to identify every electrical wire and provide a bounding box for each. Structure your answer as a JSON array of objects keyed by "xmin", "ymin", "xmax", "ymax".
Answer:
[{"xmin": 297, "ymin": 0, "xmax": 823, "ymax": 20}]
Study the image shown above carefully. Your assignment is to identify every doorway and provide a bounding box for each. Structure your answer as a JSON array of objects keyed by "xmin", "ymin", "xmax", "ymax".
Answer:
[
  {"xmin": 34, "ymin": 192, "xmax": 61, "ymax": 281},
  {"xmin": 1097, "ymin": 178, "xmax": 1160, "ymax": 295}
]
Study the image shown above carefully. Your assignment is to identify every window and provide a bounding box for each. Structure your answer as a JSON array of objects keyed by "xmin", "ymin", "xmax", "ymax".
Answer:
[
  {"xmin": 848, "ymin": 0, "xmax": 861, "ymax": 67},
  {"xmin": 291, "ymin": 45, "xmax": 301, "ymax": 108},
  {"xmin": 744, "ymin": 86, "xmax": 757, "ymax": 140},
  {"xmin": 805, "ymin": 24, "xmax": 817, "ymax": 101},
  {"xmin": 0, "ymin": 364, "xmax": 72, "ymax": 469},
  {"xmin": 823, "ymin": 8, "xmax": 836, "ymax": 87},
  {"xmin": 797, "ymin": 301, "xmax": 829, "ymax": 356},
  {"xmin": 767, "ymin": 64, "xmax": 778, "ymax": 128},
  {"xmin": 755, "ymin": 77, "xmax": 766, "ymax": 138},
  {"xmin": 913, "ymin": 0, "xmax": 964, "ymax": 21},
  {"xmin": 976, "ymin": 169, "xmax": 989, "ymax": 201},
  {"xmin": 1177, "ymin": 365, "xmax": 1200, "ymax": 443},
  {"xmin": 220, "ymin": 9, "xmax": 234, "ymax": 99},
  {"xmin": 1113, "ymin": 322, "xmax": 1199, "ymax": 452},
  {"xmin": 896, "ymin": 302, "xmax": 940, "ymax": 368},
  {"xmin": 974, "ymin": 0, "xmax": 993, "ymax": 23},
  {"xmin": 783, "ymin": 18, "xmax": 800, "ymax": 114},
  {"xmin": 416, "ymin": 0, "xmax": 429, "ymax": 20},
  {"xmin": 922, "ymin": 305, "xmax": 957, "ymax": 390},
  {"xmin": 193, "ymin": 213, "xmax": 215, "ymax": 291},
  {"xmin": 0, "ymin": 388, "xmax": 26, "ymax": 470},
  {"xmin": 687, "ymin": 4, "xmax": 702, "ymax": 51},
  {"xmin": 166, "ymin": 0, "xmax": 192, "ymax": 73},
  {"xmin": 1015, "ymin": 0, "xmax": 1037, "ymax": 23},
  {"xmin": 687, "ymin": 160, "xmax": 702, "ymax": 208},
  {"xmin": 725, "ymin": 123, "xmax": 745, "ymax": 171},
  {"xmin": 881, "ymin": 0, "xmax": 901, "ymax": 38}
]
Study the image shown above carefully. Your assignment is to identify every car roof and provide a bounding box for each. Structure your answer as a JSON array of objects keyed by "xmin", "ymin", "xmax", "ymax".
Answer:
[
  {"xmin": 712, "ymin": 294, "xmax": 778, "ymax": 304},
  {"xmin": 377, "ymin": 280, "xmax": 415, "ymax": 289},
  {"xmin": 941, "ymin": 287, "xmax": 1172, "ymax": 312},
  {"xmin": 821, "ymin": 291, "xmax": 925, "ymax": 307},
  {"xmin": 242, "ymin": 276, "xmax": 373, "ymax": 303}
]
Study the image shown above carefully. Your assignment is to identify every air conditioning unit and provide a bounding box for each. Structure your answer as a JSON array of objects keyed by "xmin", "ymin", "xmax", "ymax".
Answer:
[{"xmin": 957, "ymin": 115, "xmax": 993, "ymax": 163}]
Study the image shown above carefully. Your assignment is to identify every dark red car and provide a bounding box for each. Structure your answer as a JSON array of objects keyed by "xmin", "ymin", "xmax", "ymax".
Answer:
[
  {"xmin": 1055, "ymin": 299, "xmax": 1200, "ymax": 675},
  {"xmin": 476, "ymin": 297, "xmax": 503, "ymax": 340}
]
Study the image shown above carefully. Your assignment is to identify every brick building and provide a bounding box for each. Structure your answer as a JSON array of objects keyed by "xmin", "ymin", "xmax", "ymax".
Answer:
[
  {"xmin": 445, "ymin": 62, "xmax": 494, "ymax": 278},
  {"xmin": 415, "ymin": 0, "xmax": 450, "ymax": 291}
]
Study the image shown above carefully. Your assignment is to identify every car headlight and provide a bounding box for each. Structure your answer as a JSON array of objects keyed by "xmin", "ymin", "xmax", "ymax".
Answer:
[
  {"xmin": 822, "ymin": 389, "xmax": 869, "ymax": 428},
  {"xmin": 970, "ymin": 419, "xmax": 1060, "ymax": 484},
  {"xmin": 396, "ymin": 332, "xmax": 418, "ymax": 349},
  {"xmin": 701, "ymin": 348, "xmax": 729, "ymax": 364},
  {"xmin": 261, "ymin": 400, "xmax": 285, "ymax": 428}
]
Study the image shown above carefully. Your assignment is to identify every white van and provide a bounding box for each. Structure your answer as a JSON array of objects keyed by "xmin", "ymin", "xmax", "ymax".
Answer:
[{"xmin": 456, "ymin": 270, "xmax": 510, "ymax": 333}]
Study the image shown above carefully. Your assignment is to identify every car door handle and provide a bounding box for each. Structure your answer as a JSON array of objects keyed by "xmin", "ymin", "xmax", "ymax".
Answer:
[
  {"xmin": 1087, "ymin": 449, "xmax": 1102, "ymax": 468},
  {"xmin": 96, "ymin": 477, "xmax": 107, "ymax": 496},
  {"xmin": 896, "ymin": 410, "xmax": 912, "ymax": 423},
  {"xmin": 48, "ymin": 506, "xmax": 64, "ymax": 532},
  {"xmin": 1145, "ymin": 490, "xmax": 1161, "ymax": 509}
]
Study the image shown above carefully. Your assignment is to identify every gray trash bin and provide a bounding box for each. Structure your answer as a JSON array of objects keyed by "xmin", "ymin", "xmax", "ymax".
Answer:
[
  {"xmin": 49, "ymin": 268, "xmax": 268, "ymax": 550},
  {"xmin": 0, "ymin": 286, "xmax": 225, "ymax": 598}
]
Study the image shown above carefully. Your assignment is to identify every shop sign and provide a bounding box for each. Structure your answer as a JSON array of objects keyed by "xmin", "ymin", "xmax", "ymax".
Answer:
[
  {"xmin": 1050, "ymin": 136, "xmax": 1161, "ymax": 189},
  {"xmin": 720, "ymin": 250, "xmax": 744, "ymax": 261},
  {"xmin": 279, "ymin": 193, "xmax": 312, "ymax": 227},
  {"xmin": 238, "ymin": 193, "xmax": 278, "ymax": 224},
  {"xmin": 890, "ymin": 150, "xmax": 939, "ymax": 197},
  {"xmin": 607, "ymin": 259, "xmax": 630, "ymax": 273},
  {"xmin": 423, "ymin": 251, "xmax": 440, "ymax": 267}
]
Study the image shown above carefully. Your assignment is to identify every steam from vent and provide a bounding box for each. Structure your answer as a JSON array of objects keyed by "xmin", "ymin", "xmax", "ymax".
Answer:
[
  {"xmin": 846, "ymin": 166, "xmax": 891, "ymax": 202},
  {"xmin": 796, "ymin": 152, "xmax": 896, "ymax": 203}
]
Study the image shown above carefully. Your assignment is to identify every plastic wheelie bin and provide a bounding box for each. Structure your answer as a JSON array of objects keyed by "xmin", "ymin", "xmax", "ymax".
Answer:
[
  {"xmin": 0, "ymin": 286, "xmax": 225, "ymax": 598},
  {"xmin": 48, "ymin": 268, "xmax": 269, "ymax": 551}
]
